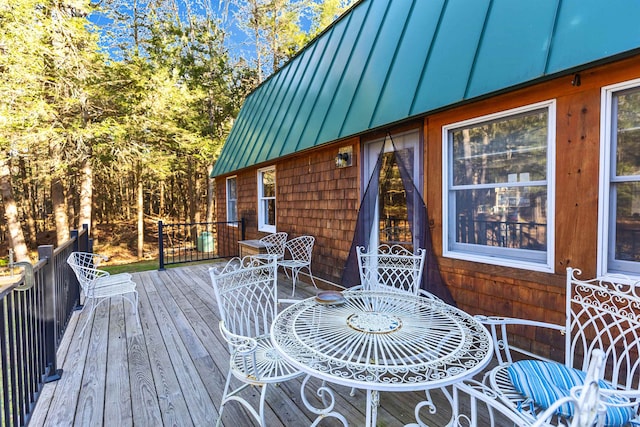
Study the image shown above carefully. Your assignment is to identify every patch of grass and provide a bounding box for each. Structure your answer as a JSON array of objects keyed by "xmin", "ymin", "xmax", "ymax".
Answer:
[
  {"xmin": 103, "ymin": 259, "xmax": 159, "ymax": 274},
  {"xmin": 101, "ymin": 258, "xmax": 226, "ymax": 274}
]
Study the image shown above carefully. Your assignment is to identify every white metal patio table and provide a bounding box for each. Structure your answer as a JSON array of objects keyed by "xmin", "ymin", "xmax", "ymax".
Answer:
[{"xmin": 270, "ymin": 290, "xmax": 493, "ymax": 426}]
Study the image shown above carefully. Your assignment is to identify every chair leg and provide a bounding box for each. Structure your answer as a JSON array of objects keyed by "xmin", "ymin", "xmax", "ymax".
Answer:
[
  {"xmin": 291, "ymin": 268, "xmax": 299, "ymax": 296},
  {"xmin": 258, "ymin": 383, "xmax": 269, "ymax": 427},
  {"xmin": 217, "ymin": 370, "xmax": 268, "ymax": 426},
  {"xmin": 305, "ymin": 266, "xmax": 317, "ymax": 289},
  {"xmin": 216, "ymin": 370, "xmax": 233, "ymax": 427},
  {"xmin": 78, "ymin": 298, "xmax": 96, "ymax": 338}
]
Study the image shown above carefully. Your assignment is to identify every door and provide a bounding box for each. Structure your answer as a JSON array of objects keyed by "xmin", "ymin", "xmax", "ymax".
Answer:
[{"xmin": 362, "ymin": 130, "xmax": 423, "ymax": 250}]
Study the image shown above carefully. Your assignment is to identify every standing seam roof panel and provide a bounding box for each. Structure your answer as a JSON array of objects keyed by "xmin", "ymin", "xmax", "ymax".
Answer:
[
  {"xmin": 339, "ymin": 0, "xmax": 412, "ymax": 137},
  {"xmin": 296, "ymin": 17, "xmax": 352, "ymax": 148},
  {"xmin": 274, "ymin": 31, "xmax": 335, "ymax": 157},
  {"xmin": 308, "ymin": 1, "xmax": 373, "ymax": 147},
  {"xmin": 252, "ymin": 46, "xmax": 314, "ymax": 163},
  {"xmin": 257, "ymin": 40, "xmax": 323, "ymax": 162},
  {"xmin": 369, "ymin": 0, "xmax": 428, "ymax": 128},
  {"xmin": 244, "ymin": 52, "xmax": 310, "ymax": 167},
  {"xmin": 334, "ymin": 0, "xmax": 392, "ymax": 140},
  {"xmin": 224, "ymin": 71, "xmax": 284, "ymax": 171},
  {"xmin": 548, "ymin": 0, "xmax": 640, "ymax": 73},
  {"xmin": 316, "ymin": 0, "xmax": 384, "ymax": 145},
  {"xmin": 211, "ymin": 0, "xmax": 640, "ymax": 177},
  {"xmin": 411, "ymin": 0, "xmax": 491, "ymax": 115},
  {"xmin": 467, "ymin": 0, "xmax": 559, "ymax": 98}
]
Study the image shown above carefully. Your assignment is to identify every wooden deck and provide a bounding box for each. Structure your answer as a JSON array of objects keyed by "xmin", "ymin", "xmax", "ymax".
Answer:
[{"xmin": 29, "ymin": 264, "xmax": 485, "ymax": 427}]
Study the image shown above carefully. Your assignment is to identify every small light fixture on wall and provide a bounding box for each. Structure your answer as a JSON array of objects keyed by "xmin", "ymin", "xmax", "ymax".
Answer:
[
  {"xmin": 571, "ymin": 73, "xmax": 581, "ymax": 87},
  {"xmin": 335, "ymin": 146, "xmax": 353, "ymax": 168}
]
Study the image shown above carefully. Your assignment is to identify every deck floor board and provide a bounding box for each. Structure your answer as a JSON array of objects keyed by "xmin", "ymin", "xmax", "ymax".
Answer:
[{"xmin": 31, "ymin": 263, "xmax": 489, "ymax": 426}]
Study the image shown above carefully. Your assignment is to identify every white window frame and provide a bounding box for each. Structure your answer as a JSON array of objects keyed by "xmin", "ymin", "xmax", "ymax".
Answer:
[
  {"xmin": 598, "ymin": 78, "xmax": 640, "ymax": 278},
  {"xmin": 257, "ymin": 166, "xmax": 276, "ymax": 233},
  {"xmin": 442, "ymin": 100, "xmax": 556, "ymax": 272},
  {"xmin": 226, "ymin": 176, "xmax": 238, "ymax": 224}
]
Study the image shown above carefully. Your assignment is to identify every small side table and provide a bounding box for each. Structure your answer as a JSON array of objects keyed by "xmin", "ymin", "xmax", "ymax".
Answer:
[{"xmin": 238, "ymin": 240, "xmax": 270, "ymax": 258}]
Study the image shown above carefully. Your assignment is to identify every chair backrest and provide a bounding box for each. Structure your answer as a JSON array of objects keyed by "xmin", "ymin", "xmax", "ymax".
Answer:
[
  {"xmin": 566, "ymin": 267, "xmax": 640, "ymax": 390},
  {"xmin": 357, "ymin": 244, "xmax": 426, "ymax": 295},
  {"xmin": 284, "ymin": 235, "xmax": 314, "ymax": 263},
  {"xmin": 260, "ymin": 232, "xmax": 288, "ymax": 260},
  {"xmin": 210, "ymin": 256, "xmax": 278, "ymax": 341},
  {"xmin": 67, "ymin": 252, "xmax": 108, "ymax": 294}
]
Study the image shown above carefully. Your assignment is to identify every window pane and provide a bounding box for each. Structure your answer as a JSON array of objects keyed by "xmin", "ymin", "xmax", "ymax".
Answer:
[
  {"xmin": 378, "ymin": 151, "xmax": 412, "ymax": 246},
  {"xmin": 263, "ymin": 199, "xmax": 276, "ymax": 226},
  {"xmin": 454, "ymin": 186, "xmax": 547, "ymax": 251},
  {"xmin": 262, "ymin": 170, "xmax": 275, "ymax": 197},
  {"xmin": 228, "ymin": 201, "xmax": 237, "ymax": 222},
  {"xmin": 452, "ymin": 110, "xmax": 547, "ymax": 186},
  {"xmin": 614, "ymin": 182, "xmax": 640, "ymax": 262},
  {"xmin": 615, "ymin": 90, "xmax": 640, "ymax": 177},
  {"xmin": 228, "ymin": 179, "xmax": 237, "ymax": 199}
]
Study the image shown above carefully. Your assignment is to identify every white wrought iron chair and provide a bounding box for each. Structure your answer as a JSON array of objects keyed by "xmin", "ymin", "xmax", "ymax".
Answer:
[
  {"xmin": 67, "ymin": 252, "xmax": 139, "ymax": 337},
  {"xmin": 259, "ymin": 231, "xmax": 288, "ymax": 260},
  {"xmin": 450, "ymin": 349, "xmax": 607, "ymax": 427},
  {"xmin": 463, "ymin": 267, "xmax": 640, "ymax": 427},
  {"xmin": 350, "ymin": 244, "xmax": 438, "ymax": 399},
  {"xmin": 277, "ymin": 235, "xmax": 317, "ymax": 295},
  {"xmin": 209, "ymin": 255, "xmax": 303, "ymax": 426},
  {"xmin": 354, "ymin": 244, "xmax": 439, "ymax": 299}
]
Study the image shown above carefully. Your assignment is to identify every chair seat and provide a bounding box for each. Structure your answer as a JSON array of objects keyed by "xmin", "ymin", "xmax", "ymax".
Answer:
[
  {"xmin": 277, "ymin": 259, "xmax": 306, "ymax": 268},
  {"xmin": 505, "ymin": 360, "xmax": 633, "ymax": 427},
  {"xmin": 91, "ymin": 275, "xmax": 137, "ymax": 299},
  {"xmin": 229, "ymin": 335, "xmax": 302, "ymax": 385},
  {"xmin": 97, "ymin": 272, "xmax": 132, "ymax": 283}
]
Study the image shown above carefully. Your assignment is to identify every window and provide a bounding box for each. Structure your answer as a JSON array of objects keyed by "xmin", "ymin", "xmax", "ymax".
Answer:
[
  {"xmin": 258, "ymin": 166, "xmax": 276, "ymax": 233},
  {"xmin": 443, "ymin": 101, "xmax": 555, "ymax": 271},
  {"xmin": 599, "ymin": 79, "xmax": 640, "ymax": 276},
  {"xmin": 226, "ymin": 176, "xmax": 237, "ymax": 223}
]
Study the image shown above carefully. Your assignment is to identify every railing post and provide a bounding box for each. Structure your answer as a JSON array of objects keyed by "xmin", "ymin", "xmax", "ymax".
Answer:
[
  {"xmin": 158, "ymin": 220, "xmax": 165, "ymax": 271},
  {"xmin": 68, "ymin": 230, "xmax": 84, "ymax": 312},
  {"xmin": 81, "ymin": 223, "xmax": 90, "ymax": 252},
  {"xmin": 241, "ymin": 217, "xmax": 246, "ymax": 240},
  {"xmin": 38, "ymin": 245, "xmax": 62, "ymax": 382},
  {"xmin": 71, "ymin": 229, "xmax": 79, "ymax": 251}
]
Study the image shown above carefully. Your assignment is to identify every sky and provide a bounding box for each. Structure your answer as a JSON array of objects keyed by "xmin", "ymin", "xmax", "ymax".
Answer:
[{"xmin": 88, "ymin": 0, "xmax": 255, "ymax": 61}]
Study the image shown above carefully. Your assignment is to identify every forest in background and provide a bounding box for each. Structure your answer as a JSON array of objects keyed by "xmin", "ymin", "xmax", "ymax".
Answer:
[{"xmin": 0, "ymin": 0, "xmax": 356, "ymax": 264}]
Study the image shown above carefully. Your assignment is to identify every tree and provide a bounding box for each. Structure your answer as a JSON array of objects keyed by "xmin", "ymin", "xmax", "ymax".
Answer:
[
  {"xmin": 229, "ymin": 0, "xmax": 356, "ymax": 82},
  {"xmin": 0, "ymin": 0, "xmax": 52, "ymax": 259},
  {"xmin": 0, "ymin": 0, "xmax": 355, "ymax": 263}
]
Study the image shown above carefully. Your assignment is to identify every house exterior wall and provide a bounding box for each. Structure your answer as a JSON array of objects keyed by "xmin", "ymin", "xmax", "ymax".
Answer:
[
  {"xmin": 215, "ymin": 137, "xmax": 360, "ymax": 284},
  {"xmin": 215, "ymin": 55, "xmax": 640, "ymax": 358},
  {"xmin": 424, "ymin": 55, "xmax": 640, "ymax": 358}
]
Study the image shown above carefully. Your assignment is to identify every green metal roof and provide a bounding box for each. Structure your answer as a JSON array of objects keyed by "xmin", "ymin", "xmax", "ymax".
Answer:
[{"xmin": 212, "ymin": 0, "xmax": 640, "ymax": 177}]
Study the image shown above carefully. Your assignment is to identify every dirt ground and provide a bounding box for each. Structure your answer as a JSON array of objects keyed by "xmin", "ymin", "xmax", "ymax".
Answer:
[{"xmin": 91, "ymin": 220, "xmax": 160, "ymax": 265}]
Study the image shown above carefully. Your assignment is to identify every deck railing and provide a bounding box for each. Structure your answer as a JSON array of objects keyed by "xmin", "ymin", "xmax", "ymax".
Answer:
[
  {"xmin": 0, "ymin": 226, "xmax": 90, "ymax": 427},
  {"xmin": 456, "ymin": 216, "xmax": 547, "ymax": 250},
  {"xmin": 158, "ymin": 219, "xmax": 244, "ymax": 270}
]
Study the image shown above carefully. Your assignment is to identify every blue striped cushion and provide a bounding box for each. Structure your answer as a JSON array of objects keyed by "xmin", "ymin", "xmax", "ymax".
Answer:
[{"xmin": 507, "ymin": 360, "xmax": 633, "ymax": 427}]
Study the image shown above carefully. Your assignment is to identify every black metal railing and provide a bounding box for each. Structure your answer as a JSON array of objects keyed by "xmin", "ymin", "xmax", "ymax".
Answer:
[
  {"xmin": 0, "ymin": 226, "xmax": 90, "ymax": 427},
  {"xmin": 158, "ymin": 219, "xmax": 244, "ymax": 270},
  {"xmin": 379, "ymin": 217, "xmax": 412, "ymax": 246},
  {"xmin": 457, "ymin": 216, "xmax": 546, "ymax": 250}
]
